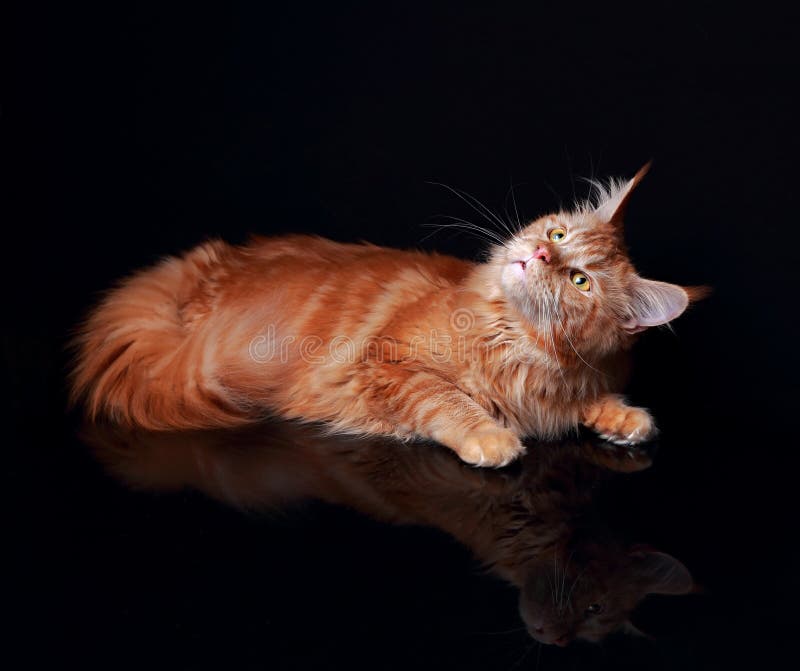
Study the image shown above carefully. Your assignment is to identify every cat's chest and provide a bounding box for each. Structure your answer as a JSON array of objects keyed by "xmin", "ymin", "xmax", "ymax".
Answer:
[{"xmin": 464, "ymin": 361, "xmax": 600, "ymax": 436}]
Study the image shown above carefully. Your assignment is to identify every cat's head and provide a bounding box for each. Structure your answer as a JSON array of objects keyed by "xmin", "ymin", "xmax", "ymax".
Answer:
[
  {"xmin": 487, "ymin": 165, "xmax": 700, "ymax": 357},
  {"xmin": 518, "ymin": 544, "xmax": 693, "ymax": 646}
]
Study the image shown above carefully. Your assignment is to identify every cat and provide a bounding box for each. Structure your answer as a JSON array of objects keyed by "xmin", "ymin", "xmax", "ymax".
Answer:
[
  {"xmin": 81, "ymin": 419, "xmax": 694, "ymax": 646},
  {"xmin": 71, "ymin": 165, "xmax": 704, "ymax": 467}
]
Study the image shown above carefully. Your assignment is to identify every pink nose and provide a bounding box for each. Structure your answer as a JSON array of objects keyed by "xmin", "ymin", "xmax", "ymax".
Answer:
[{"xmin": 532, "ymin": 245, "xmax": 551, "ymax": 263}]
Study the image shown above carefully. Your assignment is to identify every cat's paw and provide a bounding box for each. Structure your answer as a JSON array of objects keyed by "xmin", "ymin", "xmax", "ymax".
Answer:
[
  {"xmin": 585, "ymin": 398, "xmax": 657, "ymax": 446},
  {"xmin": 458, "ymin": 427, "xmax": 525, "ymax": 468}
]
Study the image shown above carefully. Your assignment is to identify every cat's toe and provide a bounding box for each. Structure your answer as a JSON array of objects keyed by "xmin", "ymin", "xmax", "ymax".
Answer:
[
  {"xmin": 620, "ymin": 408, "xmax": 658, "ymax": 444},
  {"xmin": 459, "ymin": 427, "xmax": 525, "ymax": 468},
  {"xmin": 594, "ymin": 407, "xmax": 657, "ymax": 445}
]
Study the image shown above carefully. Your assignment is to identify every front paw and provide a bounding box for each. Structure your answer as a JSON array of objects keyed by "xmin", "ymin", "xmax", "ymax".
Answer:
[
  {"xmin": 585, "ymin": 398, "xmax": 657, "ymax": 446},
  {"xmin": 458, "ymin": 426, "xmax": 525, "ymax": 468}
]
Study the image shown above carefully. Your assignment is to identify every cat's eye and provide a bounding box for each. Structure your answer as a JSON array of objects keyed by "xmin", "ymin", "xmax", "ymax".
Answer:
[
  {"xmin": 571, "ymin": 272, "xmax": 591, "ymax": 291},
  {"xmin": 548, "ymin": 227, "xmax": 567, "ymax": 242},
  {"xmin": 585, "ymin": 603, "xmax": 604, "ymax": 616}
]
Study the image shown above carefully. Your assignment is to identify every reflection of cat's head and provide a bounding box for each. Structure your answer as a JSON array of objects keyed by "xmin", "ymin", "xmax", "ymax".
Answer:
[
  {"xmin": 81, "ymin": 420, "xmax": 694, "ymax": 646},
  {"xmin": 519, "ymin": 544, "xmax": 692, "ymax": 645}
]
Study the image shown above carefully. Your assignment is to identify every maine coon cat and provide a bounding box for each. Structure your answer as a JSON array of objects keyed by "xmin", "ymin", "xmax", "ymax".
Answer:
[
  {"xmin": 82, "ymin": 419, "xmax": 694, "ymax": 645},
  {"xmin": 71, "ymin": 165, "xmax": 702, "ymax": 467}
]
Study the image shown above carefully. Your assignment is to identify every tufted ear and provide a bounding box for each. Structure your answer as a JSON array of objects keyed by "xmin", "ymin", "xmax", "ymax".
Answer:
[
  {"xmin": 632, "ymin": 551, "xmax": 694, "ymax": 595},
  {"xmin": 594, "ymin": 162, "xmax": 651, "ymax": 227},
  {"xmin": 623, "ymin": 277, "xmax": 689, "ymax": 334}
]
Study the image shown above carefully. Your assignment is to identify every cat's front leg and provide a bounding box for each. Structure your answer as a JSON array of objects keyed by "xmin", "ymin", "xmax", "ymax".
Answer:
[
  {"xmin": 371, "ymin": 370, "xmax": 525, "ymax": 467},
  {"xmin": 581, "ymin": 394, "xmax": 657, "ymax": 445}
]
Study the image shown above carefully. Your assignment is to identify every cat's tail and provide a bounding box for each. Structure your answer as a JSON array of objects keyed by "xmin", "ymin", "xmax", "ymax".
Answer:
[{"xmin": 69, "ymin": 241, "xmax": 253, "ymax": 431}]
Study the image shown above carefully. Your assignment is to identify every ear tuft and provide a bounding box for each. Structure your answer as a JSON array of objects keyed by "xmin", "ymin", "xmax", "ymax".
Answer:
[
  {"xmin": 623, "ymin": 277, "xmax": 689, "ymax": 333},
  {"xmin": 593, "ymin": 162, "xmax": 651, "ymax": 226}
]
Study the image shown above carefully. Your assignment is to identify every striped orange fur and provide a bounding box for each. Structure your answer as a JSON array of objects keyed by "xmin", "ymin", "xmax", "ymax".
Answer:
[{"xmin": 71, "ymin": 167, "xmax": 701, "ymax": 466}]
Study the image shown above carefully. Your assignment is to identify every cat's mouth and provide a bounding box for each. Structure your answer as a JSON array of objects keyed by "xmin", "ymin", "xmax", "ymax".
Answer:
[
  {"xmin": 513, "ymin": 259, "xmax": 530, "ymax": 271},
  {"xmin": 512, "ymin": 257, "xmax": 537, "ymax": 272},
  {"xmin": 526, "ymin": 627, "xmax": 571, "ymax": 646},
  {"xmin": 511, "ymin": 257, "xmax": 543, "ymax": 279}
]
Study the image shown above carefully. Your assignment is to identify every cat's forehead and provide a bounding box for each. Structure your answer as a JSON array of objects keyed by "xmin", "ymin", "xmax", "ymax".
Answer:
[
  {"xmin": 520, "ymin": 214, "xmax": 628, "ymax": 270},
  {"xmin": 525, "ymin": 212, "xmax": 609, "ymax": 234}
]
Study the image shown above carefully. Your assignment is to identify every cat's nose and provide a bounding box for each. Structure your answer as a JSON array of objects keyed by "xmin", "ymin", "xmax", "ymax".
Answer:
[{"xmin": 532, "ymin": 245, "xmax": 551, "ymax": 264}]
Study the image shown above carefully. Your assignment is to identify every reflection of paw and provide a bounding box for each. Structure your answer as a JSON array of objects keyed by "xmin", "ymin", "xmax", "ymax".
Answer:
[
  {"xmin": 590, "ymin": 443, "xmax": 654, "ymax": 472},
  {"xmin": 587, "ymin": 399, "xmax": 657, "ymax": 446},
  {"xmin": 458, "ymin": 427, "xmax": 525, "ymax": 468}
]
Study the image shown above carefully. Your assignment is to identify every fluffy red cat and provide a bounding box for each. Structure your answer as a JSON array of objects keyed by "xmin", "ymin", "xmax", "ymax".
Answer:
[{"xmin": 71, "ymin": 166, "xmax": 702, "ymax": 466}]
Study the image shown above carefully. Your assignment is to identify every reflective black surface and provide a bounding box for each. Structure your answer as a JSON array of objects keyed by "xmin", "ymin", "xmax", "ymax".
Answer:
[
  {"xmin": 6, "ymin": 2, "xmax": 800, "ymax": 669},
  {"xmin": 81, "ymin": 422, "xmax": 687, "ymax": 647},
  {"xmin": 14, "ymin": 412, "xmax": 798, "ymax": 669}
]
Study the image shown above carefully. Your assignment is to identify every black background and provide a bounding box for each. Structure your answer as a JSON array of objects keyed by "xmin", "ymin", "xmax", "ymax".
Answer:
[{"xmin": 5, "ymin": 2, "xmax": 799, "ymax": 669}]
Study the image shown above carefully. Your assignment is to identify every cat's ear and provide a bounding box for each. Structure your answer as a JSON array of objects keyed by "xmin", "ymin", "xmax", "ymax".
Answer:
[
  {"xmin": 594, "ymin": 162, "xmax": 651, "ymax": 227},
  {"xmin": 622, "ymin": 277, "xmax": 690, "ymax": 334},
  {"xmin": 632, "ymin": 551, "xmax": 694, "ymax": 595}
]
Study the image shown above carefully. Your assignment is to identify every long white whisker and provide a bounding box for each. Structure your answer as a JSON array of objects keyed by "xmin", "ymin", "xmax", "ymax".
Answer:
[
  {"xmin": 422, "ymin": 216, "xmax": 508, "ymax": 246},
  {"xmin": 565, "ymin": 566, "xmax": 588, "ymax": 608},
  {"xmin": 553, "ymin": 554, "xmax": 559, "ymax": 607},
  {"xmin": 543, "ymin": 290, "xmax": 567, "ymax": 386},
  {"xmin": 427, "ymin": 181, "xmax": 516, "ymax": 238},
  {"xmin": 559, "ymin": 549, "xmax": 575, "ymax": 611},
  {"xmin": 548, "ymin": 292, "xmax": 607, "ymax": 376},
  {"xmin": 424, "ymin": 217, "xmax": 506, "ymax": 245},
  {"xmin": 509, "ymin": 182, "xmax": 524, "ymax": 231}
]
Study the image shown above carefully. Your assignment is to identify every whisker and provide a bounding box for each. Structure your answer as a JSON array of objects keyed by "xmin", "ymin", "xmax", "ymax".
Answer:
[
  {"xmin": 422, "ymin": 216, "xmax": 507, "ymax": 246},
  {"xmin": 565, "ymin": 566, "xmax": 588, "ymax": 607},
  {"xmin": 543, "ymin": 289, "xmax": 567, "ymax": 386},
  {"xmin": 547, "ymin": 563, "xmax": 557, "ymax": 607},
  {"xmin": 542, "ymin": 178, "xmax": 563, "ymax": 212},
  {"xmin": 427, "ymin": 181, "xmax": 517, "ymax": 239},
  {"xmin": 548, "ymin": 292, "xmax": 607, "ymax": 376},
  {"xmin": 558, "ymin": 549, "xmax": 575, "ymax": 612},
  {"xmin": 504, "ymin": 181, "xmax": 525, "ymax": 233}
]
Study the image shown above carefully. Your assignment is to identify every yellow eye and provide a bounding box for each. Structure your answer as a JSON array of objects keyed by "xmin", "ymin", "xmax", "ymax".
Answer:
[
  {"xmin": 548, "ymin": 227, "xmax": 567, "ymax": 242},
  {"xmin": 571, "ymin": 272, "xmax": 591, "ymax": 291}
]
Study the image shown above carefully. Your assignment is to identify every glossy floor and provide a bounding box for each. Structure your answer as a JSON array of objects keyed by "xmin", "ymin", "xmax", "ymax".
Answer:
[{"xmin": 14, "ymin": 407, "xmax": 795, "ymax": 670}]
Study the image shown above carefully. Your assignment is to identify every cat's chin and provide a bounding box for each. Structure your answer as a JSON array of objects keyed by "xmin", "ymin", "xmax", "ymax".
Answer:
[{"xmin": 500, "ymin": 263, "xmax": 535, "ymax": 301}]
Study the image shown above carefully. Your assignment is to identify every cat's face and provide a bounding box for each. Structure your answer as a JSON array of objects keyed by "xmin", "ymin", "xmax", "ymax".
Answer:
[
  {"xmin": 487, "ymin": 167, "xmax": 692, "ymax": 357},
  {"xmin": 518, "ymin": 547, "xmax": 693, "ymax": 646},
  {"xmin": 499, "ymin": 211, "xmax": 636, "ymax": 355}
]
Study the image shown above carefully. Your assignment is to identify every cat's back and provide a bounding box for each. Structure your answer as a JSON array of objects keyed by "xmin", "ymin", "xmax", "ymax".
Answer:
[{"xmin": 243, "ymin": 233, "xmax": 472, "ymax": 285}]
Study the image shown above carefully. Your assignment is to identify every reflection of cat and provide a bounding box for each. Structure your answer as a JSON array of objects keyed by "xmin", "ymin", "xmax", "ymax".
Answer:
[{"xmin": 83, "ymin": 421, "xmax": 693, "ymax": 645}]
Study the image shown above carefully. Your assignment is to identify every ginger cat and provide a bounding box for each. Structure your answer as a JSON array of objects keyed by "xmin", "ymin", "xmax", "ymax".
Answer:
[
  {"xmin": 72, "ymin": 166, "xmax": 702, "ymax": 466},
  {"xmin": 81, "ymin": 420, "xmax": 694, "ymax": 645}
]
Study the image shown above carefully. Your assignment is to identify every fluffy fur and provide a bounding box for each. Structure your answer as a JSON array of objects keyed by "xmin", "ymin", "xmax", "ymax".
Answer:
[{"xmin": 71, "ymin": 166, "xmax": 702, "ymax": 466}]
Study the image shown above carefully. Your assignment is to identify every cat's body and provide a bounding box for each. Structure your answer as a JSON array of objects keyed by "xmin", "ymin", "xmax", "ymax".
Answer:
[{"xmin": 72, "ymin": 167, "xmax": 701, "ymax": 466}]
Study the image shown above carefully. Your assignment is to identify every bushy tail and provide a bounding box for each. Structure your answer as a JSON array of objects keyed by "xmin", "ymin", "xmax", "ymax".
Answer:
[{"xmin": 70, "ymin": 241, "xmax": 251, "ymax": 430}]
